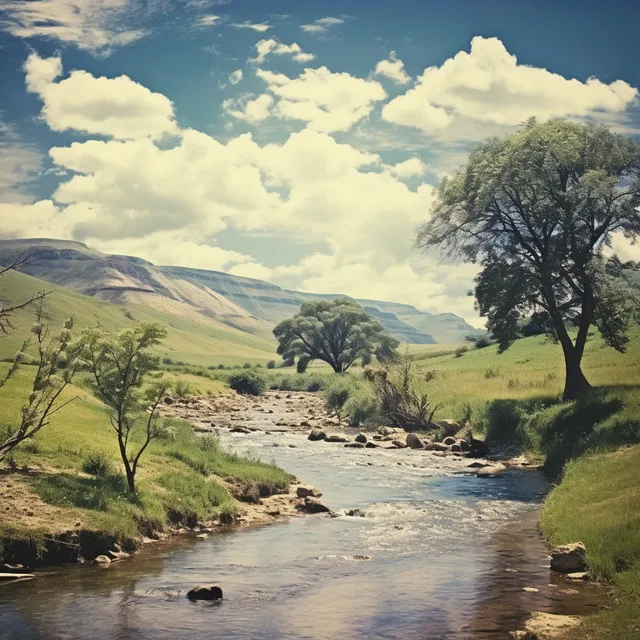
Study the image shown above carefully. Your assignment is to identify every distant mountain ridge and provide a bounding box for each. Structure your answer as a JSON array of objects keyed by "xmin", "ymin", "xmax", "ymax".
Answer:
[{"xmin": 0, "ymin": 238, "xmax": 477, "ymax": 344}]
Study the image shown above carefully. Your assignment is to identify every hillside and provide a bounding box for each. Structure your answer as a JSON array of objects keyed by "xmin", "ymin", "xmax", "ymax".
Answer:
[{"xmin": 0, "ymin": 238, "xmax": 477, "ymax": 345}]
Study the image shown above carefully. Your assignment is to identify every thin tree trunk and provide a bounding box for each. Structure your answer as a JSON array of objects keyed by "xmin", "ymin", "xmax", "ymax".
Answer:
[
  {"xmin": 118, "ymin": 436, "xmax": 136, "ymax": 492},
  {"xmin": 561, "ymin": 343, "xmax": 591, "ymax": 401}
]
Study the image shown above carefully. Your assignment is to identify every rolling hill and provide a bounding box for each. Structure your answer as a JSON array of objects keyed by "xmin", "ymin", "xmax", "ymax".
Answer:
[{"xmin": 0, "ymin": 238, "xmax": 478, "ymax": 354}]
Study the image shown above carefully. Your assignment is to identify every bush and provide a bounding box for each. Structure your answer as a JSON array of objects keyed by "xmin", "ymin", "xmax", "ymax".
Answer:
[
  {"xmin": 242, "ymin": 362, "xmax": 252, "ymax": 369},
  {"xmin": 484, "ymin": 367, "xmax": 500, "ymax": 379},
  {"xmin": 228, "ymin": 371, "xmax": 267, "ymax": 396},
  {"xmin": 266, "ymin": 360, "xmax": 276, "ymax": 369},
  {"xmin": 324, "ymin": 377, "xmax": 353, "ymax": 412},
  {"xmin": 82, "ymin": 451, "xmax": 114, "ymax": 477},
  {"xmin": 454, "ymin": 346, "xmax": 468, "ymax": 358},
  {"xmin": 162, "ymin": 357, "xmax": 174, "ymax": 366},
  {"xmin": 343, "ymin": 389, "xmax": 378, "ymax": 426},
  {"xmin": 174, "ymin": 380, "xmax": 192, "ymax": 397},
  {"xmin": 474, "ymin": 336, "xmax": 492, "ymax": 349}
]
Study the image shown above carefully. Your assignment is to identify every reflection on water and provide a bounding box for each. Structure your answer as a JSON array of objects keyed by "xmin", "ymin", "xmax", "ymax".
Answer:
[{"xmin": 0, "ymin": 431, "xmax": 605, "ymax": 639}]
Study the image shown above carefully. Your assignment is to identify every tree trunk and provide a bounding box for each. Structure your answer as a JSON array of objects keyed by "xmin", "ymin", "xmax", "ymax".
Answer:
[
  {"xmin": 562, "ymin": 346, "xmax": 591, "ymax": 401},
  {"xmin": 118, "ymin": 436, "xmax": 136, "ymax": 492}
]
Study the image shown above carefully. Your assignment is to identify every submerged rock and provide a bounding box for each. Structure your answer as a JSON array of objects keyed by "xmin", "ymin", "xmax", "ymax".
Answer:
[
  {"xmin": 230, "ymin": 426, "xmax": 251, "ymax": 434},
  {"xmin": 326, "ymin": 434, "xmax": 349, "ymax": 443},
  {"xmin": 187, "ymin": 585, "xmax": 223, "ymax": 601},
  {"xmin": 355, "ymin": 433, "xmax": 368, "ymax": 444},
  {"xmin": 365, "ymin": 442, "xmax": 378, "ymax": 448},
  {"xmin": 308, "ymin": 428, "xmax": 327, "ymax": 441},
  {"xmin": 442, "ymin": 436, "xmax": 457, "ymax": 446},
  {"xmin": 476, "ymin": 465, "xmax": 505, "ymax": 478},
  {"xmin": 300, "ymin": 497, "xmax": 331, "ymax": 514},
  {"xmin": 550, "ymin": 542, "xmax": 587, "ymax": 573},
  {"xmin": 93, "ymin": 555, "xmax": 111, "ymax": 565},
  {"xmin": 345, "ymin": 509, "xmax": 366, "ymax": 517},
  {"xmin": 344, "ymin": 442, "xmax": 365, "ymax": 448},
  {"xmin": 296, "ymin": 486, "xmax": 322, "ymax": 499}
]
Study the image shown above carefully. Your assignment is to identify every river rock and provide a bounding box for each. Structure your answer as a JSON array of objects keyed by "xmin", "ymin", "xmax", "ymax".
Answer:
[
  {"xmin": 469, "ymin": 437, "xmax": 490, "ymax": 457},
  {"xmin": 230, "ymin": 426, "xmax": 251, "ymax": 434},
  {"xmin": 376, "ymin": 425, "xmax": 396, "ymax": 436},
  {"xmin": 550, "ymin": 542, "xmax": 587, "ymax": 573},
  {"xmin": 565, "ymin": 572, "xmax": 589, "ymax": 581},
  {"xmin": 296, "ymin": 486, "xmax": 322, "ymax": 498},
  {"xmin": 301, "ymin": 497, "xmax": 331, "ymax": 514},
  {"xmin": 187, "ymin": 585, "xmax": 223, "ymax": 601},
  {"xmin": 467, "ymin": 461, "xmax": 489, "ymax": 468},
  {"xmin": 442, "ymin": 436, "xmax": 457, "ymax": 446},
  {"xmin": 425, "ymin": 442, "xmax": 450, "ymax": 452},
  {"xmin": 451, "ymin": 442, "xmax": 462, "ymax": 452},
  {"xmin": 458, "ymin": 439, "xmax": 471, "ymax": 452},
  {"xmin": 308, "ymin": 428, "xmax": 327, "ymax": 441},
  {"xmin": 391, "ymin": 440, "xmax": 407, "ymax": 448},
  {"xmin": 437, "ymin": 419, "xmax": 460, "ymax": 437},
  {"xmin": 355, "ymin": 433, "xmax": 368, "ymax": 444},
  {"xmin": 163, "ymin": 396, "xmax": 174, "ymax": 405},
  {"xmin": 345, "ymin": 508, "xmax": 366, "ymax": 517},
  {"xmin": 476, "ymin": 465, "xmax": 505, "ymax": 478},
  {"xmin": 344, "ymin": 442, "xmax": 365, "ymax": 448},
  {"xmin": 94, "ymin": 555, "xmax": 111, "ymax": 565},
  {"xmin": 365, "ymin": 441, "xmax": 378, "ymax": 448},
  {"xmin": 514, "ymin": 612, "xmax": 581, "ymax": 639},
  {"xmin": 326, "ymin": 434, "xmax": 349, "ymax": 443},
  {"xmin": 406, "ymin": 433, "xmax": 424, "ymax": 449}
]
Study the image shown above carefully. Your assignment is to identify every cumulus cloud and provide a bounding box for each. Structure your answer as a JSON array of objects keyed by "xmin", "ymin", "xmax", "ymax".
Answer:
[
  {"xmin": 250, "ymin": 66, "xmax": 387, "ymax": 132},
  {"xmin": 386, "ymin": 157, "xmax": 427, "ymax": 178},
  {"xmin": 382, "ymin": 36, "xmax": 638, "ymax": 132},
  {"xmin": 1, "ymin": 0, "xmax": 147, "ymax": 53},
  {"xmin": 24, "ymin": 52, "xmax": 178, "ymax": 140},
  {"xmin": 250, "ymin": 39, "xmax": 315, "ymax": 64},
  {"xmin": 194, "ymin": 14, "xmax": 220, "ymax": 27},
  {"xmin": 301, "ymin": 16, "xmax": 344, "ymax": 33},
  {"xmin": 228, "ymin": 69, "xmax": 243, "ymax": 85},
  {"xmin": 232, "ymin": 21, "xmax": 271, "ymax": 32},
  {"xmin": 374, "ymin": 51, "xmax": 411, "ymax": 85},
  {"xmin": 222, "ymin": 94, "xmax": 274, "ymax": 122}
]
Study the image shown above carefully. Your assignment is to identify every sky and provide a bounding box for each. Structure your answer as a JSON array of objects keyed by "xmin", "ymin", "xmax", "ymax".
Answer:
[{"xmin": 1, "ymin": 0, "xmax": 640, "ymax": 327}]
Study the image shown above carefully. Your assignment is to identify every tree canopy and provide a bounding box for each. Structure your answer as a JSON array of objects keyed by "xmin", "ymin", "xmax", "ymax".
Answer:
[
  {"xmin": 417, "ymin": 118, "xmax": 640, "ymax": 400},
  {"xmin": 273, "ymin": 298, "xmax": 399, "ymax": 373}
]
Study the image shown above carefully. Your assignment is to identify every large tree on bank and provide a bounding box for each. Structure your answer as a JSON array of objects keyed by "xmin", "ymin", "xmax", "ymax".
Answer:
[
  {"xmin": 273, "ymin": 298, "xmax": 399, "ymax": 373},
  {"xmin": 417, "ymin": 119, "xmax": 640, "ymax": 400}
]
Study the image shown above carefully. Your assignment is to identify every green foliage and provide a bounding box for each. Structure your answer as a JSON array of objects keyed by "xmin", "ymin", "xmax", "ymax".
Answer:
[
  {"xmin": 342, "ymin": 388, "xmax": 378, "ymax": 426},
  {"xmin": 266, "ymin": 360, "xmax": 276, "ymax": 369},
  {"xmin": 82, "ymin": 451, "xmax": 114, "ymax": 477},
  {"xmin": 418, "ymin": 118, "xmax": 640, "ymax": 400},
  {"xmin": 228, "ymin": 371, "xmax": 267, "ymax": 396},
  {"xmin": 324, "ymin": 376, "xmax": 355, "ymax": 413},
  {"xmin": 273, "ymin": 298, "xmax": 399, "ymax": 373},
  {"xmin": 474, "ymin": 336, "xmax": 492, "ymax": 349},
  {"xmin": 454, "ymin": 345, "xmax": 468, "ymax": 358},
  {"xmin": 78, "ymin": 322, "xmax": 169, "ymax": 492},
  {"xmin": 242, "ymin": 362, "xmax": 252, "ymax": 369}
]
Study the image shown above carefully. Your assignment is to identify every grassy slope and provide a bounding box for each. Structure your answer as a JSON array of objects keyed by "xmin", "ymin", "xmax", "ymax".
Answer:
[
  {"xmin": 0, "ymin": 270, "xmax": 278, "ymax": 366},
  {"xmin": 0, "ymin": 366, "xmax": 293, "ymax": 552}
]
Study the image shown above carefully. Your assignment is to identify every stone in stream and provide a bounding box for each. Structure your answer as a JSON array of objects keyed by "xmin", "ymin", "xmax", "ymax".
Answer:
[
  {"xmin": 296, "ymin": 486, "xmax": 322, "ymax": 499},
  {"xmin": 345, "ymin": 509, "xmax": 366, "ymax": 517},
  {"xmin": 550, "ymin": 542, "xmax": 587, "ymax": 573},
  {"xmin": 187, "ymin": 585, "xmax": 223, "ymax": 601},
  {"xmin": 308, "ymin": 428, "xmax": 327, "ymax": 441},
  {"xmin": 391, "ymin": 440, "xmax": 407, "ymax": 449},
  {"xmin": 442, "ymin": 436, "xmax": 457, "ymax": 446},
  {"xmin": 230, "ymin": 426, "xmax": 251, "ymax": 434},
  {"xmin": 476, "ymin": 465, "xmax": 505, "ymax": 478},
  {"xmin": 376, "ymin": 425, "xmax": 396, "ymax": 436},
  {"xmin": 93, "ymin": 555, "xmax": 112, "ymax": 565},
  {"xmin": 406, "ymin": 433, "xmax": 424, "ymax": 449},
  {"xmin": 365, "ymin": 442, "xmax": 378, "ymax": 448},
  {"xmin": 344, "ymin": 442, "xmax": 365, "ymax": 448},
  {"xmin": 325, "ymin": 434, "xmax": 349, "ymax": 443},
  {"xmin": 355, "ymin": 433, "xmax": 368, "ymax": 444},
  {"xmin": 300, "ymin": 497, "xmax": 331, "ymax": 514},
  {"xmin": 467, "ymin": 461, "xmax": 489, "ymax": 469},
  {"xmin": 437, "ymin": 419, "xmax": 460, "ymax": 437}
]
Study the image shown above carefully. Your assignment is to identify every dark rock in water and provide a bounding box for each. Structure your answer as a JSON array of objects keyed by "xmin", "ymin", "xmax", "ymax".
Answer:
[
  {"xmin": 550, "ymin": 543, "xmax": 587, "ymax": 573},
  {"xmin": 187, "ymin": 585, "xmax": 223, "ymax": 601},
  {"xmin": 300, "ymin": 420, "xmax": 311, "ymax": 427},
  {"xmin": 391, "ymin": 440, "xmax": 407, "ymax": 448},
  {"xmin": 296, "ymin": 486, "xmax": 322, "ymax": 499},
  {"xmin": 355, "ymin": 433, "xmax": 368, "ymax": 444},
  {"xmin": 469, "ymin": 437, "xmax": 489, "ymax": 457},
  {"xmin": 450, "ymin": 443, "xmax": 462, "ymax": 452},
  {"xmin": 406, "ymin": 433, "xmax": 424, "ymax": 449},
  {"xmin": 346, "ymin": 508, "xmax": 366, "ymax": 517},
  {"xmin": 442, "ymin": 436, "xmax": 457, "ymax": 446},
  {"xmin": 300, "ymin": 497, "xmax": 331, "ymax": 514},
  {"xmin": 308, "ymin": 428, "xmax": 327, "ymax": 441},
  {"xmin": 326, "ymin": 434, "xmax": 349, "ymax": 443},
  {"xmin": 437, "ymin": 419, "xmax": 460, "ymax": 437},
  {"xmin": 230, "ymin": 426, "xmax": 251, "ymax": 434},
  {"xmin": 344, "ymin": 442, "xmax": 365, "ymax": 448},
  {"xmin": 476, "ymin": 465, "xmax": 505, "ymax": 478},
  {"xmin": 365, "ymin": 442, "xmax": 378, "ymax": 448},
  {"xmin": 467, "ymin": 461, "xmax": 488, "ymax": 469},
  {"xmin": 163, "ymin": 396, "xmax": 174, "ymax": 405},
  {"xmin": 425, "ymin": 442, "xmax": 450, "ymax": 452},
  {"xmin": 458, "ymin": 439, "xmax": 471, "ymax": 452}
]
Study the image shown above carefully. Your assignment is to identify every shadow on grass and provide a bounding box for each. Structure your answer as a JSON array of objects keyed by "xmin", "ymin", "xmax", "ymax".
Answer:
[
  {"xmin": 33, "ymin": 473, "xmax": 136, "ymax": 511},
  {"xmin": 483, "ymin": 385, "xmax": 640, "ymax": 477}
]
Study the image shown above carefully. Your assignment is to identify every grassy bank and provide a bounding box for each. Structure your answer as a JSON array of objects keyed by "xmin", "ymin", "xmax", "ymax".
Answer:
[
  {"xmin": 0, "ymin": 366, "xmax": 294, "ymax": 564},
  {"xmin": 540, "ymin": 446, "xmax": 640, "ymax": 640}
]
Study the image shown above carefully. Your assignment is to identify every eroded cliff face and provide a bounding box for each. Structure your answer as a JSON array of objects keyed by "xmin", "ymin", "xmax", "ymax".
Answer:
[{"xmin": 0, "ymin": 238, "xmax": 478, "ymax": 343}]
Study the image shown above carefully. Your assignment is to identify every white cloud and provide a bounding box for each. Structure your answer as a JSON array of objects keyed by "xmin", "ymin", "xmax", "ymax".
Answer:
[
  {"xmin": 228, "ymin": 69, "xmax": 243, "ymax": 85},
  {"xmin": 24, "ymin": 52, "xmax": 178, "ymax": 140},
  {"xmin": 1, "ymin": 0, "xmax": 147, "ymax": 53},
  {"xmin": 374, "ymin": 51, "xmax": 411, "ymax": 85},
  {"xmin": 250, "ymin": 39, "xmax": 315, "ymax": 64},
  {"xmin": 223, "ymin": 94, "xmax": 274, "ymax": 122},
  {"xmin": 253, "ymin": 66, "xmax": 387, "ymax": 132},
  {"xmin": 386, "ymin": 157, "xmax": 427, "ymax": 178},
  {"xmin": 232, "ymin": 21, "xmax": 271, "ymax": 32},
  {"xmin": 195, "ymin": 14, "xmax": 220, "ymax": 27},
  {"xmin": 301, "ymin": 16, "xmax": 344, "ymax": 33},
  {"xmin": 383, "ymin": 36, "xmax": 638, "ymax": 132}
]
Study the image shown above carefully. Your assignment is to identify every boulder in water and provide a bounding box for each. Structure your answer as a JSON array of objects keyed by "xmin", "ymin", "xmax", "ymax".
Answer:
[
  {"xmin": 406, "ymin": 433, "xmax": 424, "ymax": 449},
  {"xmin": 442, "ymin": 436, "xmax": 457, "ymax": 446},
  {"xmin": 437, "ymin": 419, "xmax": 460, "ymax": 437},
  {"xmin": 308, "ymin": 429, "xmax": 326, "ymax": 441},
  {"xmin": 476, "ymin": 465, "xmax": 505, "ymax": 478},
  {"xmin": 344, "ymin": 442, "xmax": 365, "ymax": 448},
  {"xmin": 550, "ymin": 543, "xmax": 587, "ymax": 573},
  {"xmin": 355, "ymin": 433, "xmax": 368, "ymax": 444},
  {"xmin": 93, "ymin": 555, "xmax": 111, "ymax": 565},
  {"xmin": 300, "ymin": 497, "xmax": 331, "ymax": 514},
  {"xmin": 187, "ymin": 585, "xmax": 223, "ymax": 601},
  {"xmin": 326, "ymin": 434, "xmax": 349, "ymax": 443},
  {"xmin": 296, "ymin": 486, "xmax": 322, "ymax": 499}
]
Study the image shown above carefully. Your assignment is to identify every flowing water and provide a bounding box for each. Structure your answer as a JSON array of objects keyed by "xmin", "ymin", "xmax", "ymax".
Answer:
[{"xmin": 0, "ymin": 427, "xmax": 605, "ymax": 639}]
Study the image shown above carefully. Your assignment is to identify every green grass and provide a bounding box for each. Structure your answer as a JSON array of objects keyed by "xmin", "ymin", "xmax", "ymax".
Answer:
[
  {"xmin": 540, "ymin": 446, "xmax": 640, "ymax": 640},
  {"xmin": 0, "ymin": 364, "xmax": 294, "ymax": 553},
  {"xmin": 0, "ymin": 270, "xmax": 278, "ymax": 366}
]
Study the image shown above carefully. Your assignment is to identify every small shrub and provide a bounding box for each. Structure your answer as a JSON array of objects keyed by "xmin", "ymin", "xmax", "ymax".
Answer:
[
  {"xmin": 217, "ymin": 364, "xmax": 226, "ymax": 370},
  {"xmin": 266, "ymin": 360, "xmax": 276, "ymax": 369},
  {"xmin": 82, "ymin": 451, "xmax": 114, "ymax": 477},
  {"xmin": 343, "ymin": 390, "xmax": 378, "ymax": 426},
  {"xmin": 175, "ymin": 380, "xmax": 192, "ymax": 398},
  {"xmin": 484, "ymin": 367, "xmax": 500, "ymax": 379},
  {"xmin": 474, "ymin": 336, "xmax": 492, "ymax": 349},
  {"xmin": 454, "ymin": 346, "xmax": 468, "ymax": 358},
  {"xmin": 228, "ymin": 371, "xmax": 267, "ymax": 396},
  {"xmin": 242, "ymin": 362, "xmax": 252, "ymax": 369},
  {"xmin": 507, "ymin": 378, "xmax": 520, "ymax": 389},
  {"xmin": 324, "ymin": 377, "xmax": 353, "ymax": 412}
]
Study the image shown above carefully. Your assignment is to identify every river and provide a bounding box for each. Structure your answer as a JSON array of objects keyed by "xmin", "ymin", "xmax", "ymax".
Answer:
[{"xmin": 0, "ymin": 409, "xmax": 605, "ymax": 639}]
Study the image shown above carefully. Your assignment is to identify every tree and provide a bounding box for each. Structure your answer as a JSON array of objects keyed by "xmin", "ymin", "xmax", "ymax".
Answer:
[
  {"xmin": 273, "ymin": 298, "xmax": 399, "ymax": 373},
  {"xmin": 417, "ymin": 119, "xmax": 640, "ymax": 400},
  {"xmin": 79, "ymin": 323, "xmax": 169, "ymax": 492},
  {"xmin": 0, "ymin": 303, "xmax": 79, "ymax": 460}
]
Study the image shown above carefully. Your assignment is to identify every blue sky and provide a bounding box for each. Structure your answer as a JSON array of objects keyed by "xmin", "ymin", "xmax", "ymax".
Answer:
[{"xmin": 1, "ymin": 0, "xmax": 639, "ymax": 325}]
